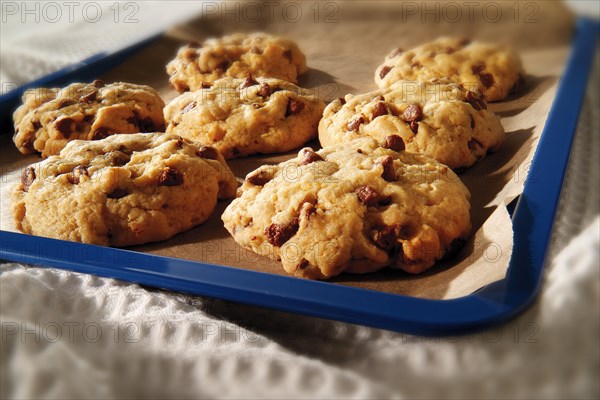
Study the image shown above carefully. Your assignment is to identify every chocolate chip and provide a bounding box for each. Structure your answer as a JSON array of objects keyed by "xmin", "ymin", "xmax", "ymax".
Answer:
[
  {"xmin": 379, "ymin": 66, "xmax": 392, "ymax": 79},
  {"xmin": 107, "ymin": 189, "xmax": 128, "ymax": 199},
  {"xmin": 372, "ymin": 225, "xmax": 398, "ymax": 251},
  {"xmin": 471, "ymin": 64, "xmax": 494, "ymax": 88},
  {"xmin": 471, "ymin": 63, "xmax": 486, "ymax": 74},
  {"xmin": 58, "ymin": 99, "xmax": 75, "ymax": 108},
  {"xmin": 92, "ymin": 79, "xmax": 105, "ymax": 88},
  {"xmin": 216, "ymin": 60, "xmax": 230, "ymax": 71},
  {"xmin": 300, "ymin": 148, "xmax": 323, "ymax": 165},
  {"xmin": 21, "ymin": 167, "xmax": 35, "ymax": 192},
  {"xmin": 338, "ymin": 97, "xmax": 346, "ymax": 105},
  {"xmin": 286, "ymin": 99, "xmax": 304, "ymax": 116},
  {"xmin": 109, "ymin": 151, "xmax": 130, "ymax": 166},
  {"xmin": 378, "ymin": 156, "xmax": 396, "ymax": 181},
  {"xmin": 444, "ymin": 47, "xmax": 455, "ymax": 54},
  {"xmin": 158, "ymin": 167, "xmax": 184, "ymax": 186},
  {"xmin": 180, "ymin": 101, "xmax": 197, "ymax": 114},
  {"xmin": 388, "ymin": 47, "xmax": 403, "ymax": 58},
  {"xmin": 196, "ymin": 145, "xmax": 219, "ymax": 160},
  {"xmin": 479, "ymin": 73, "xmax": 495, "ymax": 88},
  {"xmin": 127, "ymin": 114, "xmax": 155, "ymax": 133},
  {"xmin": 265, "ymin": 217, "xmax": 299, "ymax": 247},
  {"xmin": 356, "ymin": 185, "xmax": 378, "ymax": 206},
  {"xmin": 378, "ymin": 195, "xmax": 392, "ymax": 206},
  {"xmin": 80, "ymin": 89, "xmax": 97, "ymax": 103},
  {"xmin": 239, "ymin": 73, "xmax": 259, "ymax": 89},
  {"xmin": 283, "ymin": 49, "xmax": 293, "ymax": 61},
  {"xmin": 258, "ymin": 83, "xmax": 271, "ymax": 98},
  {"xmin": 297, "ymin": 259, "xmax": 309, "ymax": 270},
  {"xmin": 68, "ymin": 165, "xmax": 89, "ymax": 184},
  {"xmin": 200, "ymin": 82, "xmax": 212, "ymax": 89},
  {"xmin": 409, "ymin": 121, "xmax": 419, "ymax": 134},
  {"xmin": 32, "ymin": 121, "xmax": 42, "ymax": 130},
  {"xmin": 383, "ymin": 135, "xmax": 405, "ymax": 152},
  {"xmin": 402, "ymin": 104, "xmax": 422, "ymax": 122},
  {"xmin": 246, "ymin": 169, "xmax": 272, "ymax": 186},
  {"xmin": 347, "ymin": 116, "xmax": 364, "ymax": 132},
  {"xmin": 465, "ymin": 91, "xmax": 487, "ymax": 111},
  {"xmin": 53, "ymin": 117, "xmax": 76, "ymax": 138},
  {"xmin": 459, "ymin": 38, "xmax": 472, "ymax": 47},
  {"xmin": 91, "ymin": 127, "xmax": 114, "ymax": 140},
  {"xmin": 73, "ymin": 164, "xmax": 89, "ymax": 176},
  {"xmin": 372, "ymin": 102, "xmax": 388, "ymax": 119}
]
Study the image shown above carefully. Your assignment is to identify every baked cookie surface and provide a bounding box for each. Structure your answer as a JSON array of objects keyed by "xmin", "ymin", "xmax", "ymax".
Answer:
[
  {"xmin": 167, "ymin": 33, "xmax": 308, "ymax": 92},
  {"xmin": 375, "ymin": 37, "xmax": 523, "ymax": 102},
  {"xmin": 319, "ymin": 80, "xmax": 504, "ymax": 169},
  {"xmin": 222, "ymin": 137, "xmax": 471, "ymax": 279},
  {"xmin": 12, "ymin": 133, "xmax": 237, "ymax": 247},
  {"xmin": 13, "ymin": 81, "xmax": 166, "ymax": 157},
  {"xmin": 164, "ymin": 76, "xmax": 325, "ymax": 159}
]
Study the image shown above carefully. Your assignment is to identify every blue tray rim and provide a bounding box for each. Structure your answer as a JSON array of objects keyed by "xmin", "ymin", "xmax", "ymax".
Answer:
[{"xmin": 1, "ymin": 18, "xmax": 598, "ymax": 336}]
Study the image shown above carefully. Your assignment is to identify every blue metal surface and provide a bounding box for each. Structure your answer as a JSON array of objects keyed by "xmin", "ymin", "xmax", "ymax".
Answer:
[{"xmin": 1, "ymin": 19, "xmax": 597, "ymax": 335}]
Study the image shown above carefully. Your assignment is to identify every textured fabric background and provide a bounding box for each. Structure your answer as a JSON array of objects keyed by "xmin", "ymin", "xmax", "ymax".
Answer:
[
  {"xmin": 0, "ymin": 2, "xmax": 204, "ymax": 85},
  {"xmin": 1, "ymin": 4, "xmax": 599, "ymax": 399}
]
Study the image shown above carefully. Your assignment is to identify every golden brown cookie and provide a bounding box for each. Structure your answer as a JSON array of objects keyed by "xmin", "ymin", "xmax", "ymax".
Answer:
[
  {"xmin": 375, "ymin": 37, "xmax": 523, "ymax": 102},
  {"xmin": 167, "ymin": 33, "xmax": 308, "ymax": 91},
  {"xmin": 222, "ymin": 137, "xmax": 471, "ymax": 279},
  {"xmin": 319, "ymin": 80, "xmax": 504, "ymax": 170},
  {"xmin": 13, "ymin": 81, "xmax": 166, "ymax": 157},
  {"xmin": 164, "ymin": 76, "xmax": 325, "ymax": 159},
  {"xmin": 12, "ymin": 133, "xmax": 237, "ymax": 246}
]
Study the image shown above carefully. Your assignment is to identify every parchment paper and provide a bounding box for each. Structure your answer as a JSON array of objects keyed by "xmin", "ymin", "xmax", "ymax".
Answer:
[{"xmin": 0, "ymin": 1, "xmax": 574, "ymax": 299}]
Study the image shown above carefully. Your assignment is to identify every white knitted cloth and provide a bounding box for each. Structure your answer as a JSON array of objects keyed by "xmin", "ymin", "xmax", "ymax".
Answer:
[{"xmin": 1, "ymin": 9, "xmax": 599, "ymax": 400}]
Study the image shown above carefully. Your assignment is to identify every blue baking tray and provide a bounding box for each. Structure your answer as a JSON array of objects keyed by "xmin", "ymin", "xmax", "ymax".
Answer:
[{"xmin": 0, "ymin": 19, "xmax": 597, "ymax": 336}]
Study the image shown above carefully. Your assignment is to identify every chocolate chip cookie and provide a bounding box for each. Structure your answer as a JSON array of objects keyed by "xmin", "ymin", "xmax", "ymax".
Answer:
[
  {"xmin": 222, "ymin": 137, "xmax": 471, "ymax": 279},
  {"xmin": 319, "ymin": 80, "xmax": 504, "ymax": 169},
  {"xmin": 12, "ymin": 133, "xmax": 237, "ymax": 246},
  {"xmin": 375, "ymin": 37, "xmax": 523, "ymax": 102},
  {"xmin": 167, "ymin": 33, "xmax": 308, "ymax": 92},
  {"xmin": 13, "ymin": 80, "xmax": 166, "ymax": 157},
  {"xmin": 164, "ymin": 75, "xmax": 325, "ymax": 159}
]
